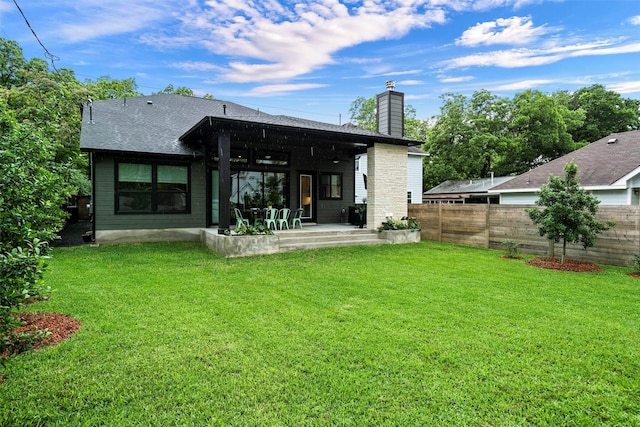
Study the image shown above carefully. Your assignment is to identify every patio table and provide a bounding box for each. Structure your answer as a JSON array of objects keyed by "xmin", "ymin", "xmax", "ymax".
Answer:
[{"xmin": 250, "ymin": 208, "xmax": 267, "ymax": 225}]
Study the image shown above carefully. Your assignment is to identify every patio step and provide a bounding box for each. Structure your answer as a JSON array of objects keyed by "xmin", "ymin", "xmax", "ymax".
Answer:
[{"xmin": 276, "ymin": 228, "xmax": 384, "ymax": 251}]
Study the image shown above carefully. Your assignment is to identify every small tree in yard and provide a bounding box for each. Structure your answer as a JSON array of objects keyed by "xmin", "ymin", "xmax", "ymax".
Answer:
[{"xmin": 527, "ymin": 161, "xmax": 614, "ymax": 264}]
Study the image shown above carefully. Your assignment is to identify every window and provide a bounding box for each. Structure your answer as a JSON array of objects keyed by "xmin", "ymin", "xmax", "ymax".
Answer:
[
  {"xmin": 407, "ymin": 191, "xmax": 412, "ymax": 204},
  {"xmin": 229, "ymin": 171, "xmax": 288, "ymax": 209},
  {"xmin": 320, "ymin": 173, "xmax": 342, "ymax": 200},
  {"xmin": 256, "ymin": 150, "xmax": 289, "ymax": 166},
  {"xmin": 116, "ymin": 162, "xmax": 189, "ymax": 213}
]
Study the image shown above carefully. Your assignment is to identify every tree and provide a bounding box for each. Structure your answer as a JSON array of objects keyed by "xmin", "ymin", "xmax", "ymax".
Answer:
[
  {"xmin": 507, "ymin": 90, "xmax": 578, "ymax": 174},
  {"xmin": 569, "ymin": 84, "xmax": 640, "ymax": 144},
  {"xmin": 468, "ymin": 89, "xmax": 513, "ymax": 177},
  {"xmin": 84, "ymin": 75, "xmax": 142, "ymax": 100},
  {"xmin": 348, "ymin": 96, "xmax": 377, "ymax": 131},
  {"xmin": 423, "ymin": 93, "xmax": 475, "ymax": 189},
  {"xmin": 526, "ymin": 161, "xmax": 614, "ymax": 264},
  {"xmin": 153, "ymin": 84, "xmax": 195, "ymax": 97}
]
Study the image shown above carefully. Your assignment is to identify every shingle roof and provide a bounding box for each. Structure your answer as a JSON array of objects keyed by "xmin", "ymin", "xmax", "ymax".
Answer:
[
  {"xmin": 408, "ymin": 146, "xmax": 429, "ymax": 156},
  {"xmin": 492, "ymin": 130, "xmax": 640, "ymax": 191},
  {"xmin": 80, "ymin": 94, "xmax": 262, "ymax": 156},
  {"xmin": 80, "ymin": 94, "xmax": 414, "ymax": 156},
  {"xmin": 425, "ymin": 176, "xmax": 514, "ymax": 195}
]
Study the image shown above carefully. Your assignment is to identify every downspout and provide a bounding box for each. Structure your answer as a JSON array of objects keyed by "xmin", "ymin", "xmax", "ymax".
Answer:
[{"xmin": 90, "ymin": 151, "xmax": 96, "ymax": 243}]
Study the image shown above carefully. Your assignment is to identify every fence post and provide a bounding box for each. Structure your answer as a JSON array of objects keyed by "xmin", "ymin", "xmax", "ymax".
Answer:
[
  {"xmin": 438, "ymin": 202, "xmax": 443, "ymax": 242},
  {"xmin": 485, "ymin": 205, "xmax": 491, "ymax": 248}
]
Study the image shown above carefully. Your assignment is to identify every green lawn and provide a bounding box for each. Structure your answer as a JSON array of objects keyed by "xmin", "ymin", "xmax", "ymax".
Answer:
[{"xmin": 2, "ymin": 241, "xmax": 640, "ymax": 426}]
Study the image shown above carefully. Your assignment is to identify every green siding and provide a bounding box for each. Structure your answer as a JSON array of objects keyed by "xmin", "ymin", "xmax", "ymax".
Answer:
[{"xmin": 94, "ymin": 155, "xmax": 207, "ymax": 231}]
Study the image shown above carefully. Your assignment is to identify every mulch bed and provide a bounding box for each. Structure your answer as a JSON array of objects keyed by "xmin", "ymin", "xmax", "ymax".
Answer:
[
  {"xmin": 526, "ymin": 257, "xmax": 603, "ymax": 272},
  {"xmin": 2, "ymin": 312, "xmax": 81, "ymax": 358}
]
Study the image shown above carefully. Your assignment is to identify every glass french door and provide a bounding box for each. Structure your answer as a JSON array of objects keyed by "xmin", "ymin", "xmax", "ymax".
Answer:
[
  {"xmin": 211, "ymin": 170, "xmax": 219, "ymax": 224},
  {"xmin": 300, "ymin": 174, "xmax": 313, "ymax": 219}
]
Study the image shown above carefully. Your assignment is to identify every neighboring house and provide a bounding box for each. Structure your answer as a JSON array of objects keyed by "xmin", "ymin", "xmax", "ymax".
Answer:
[
  {"xmin": 423, "ymin": 176, "xmax": 514, "ymax": 204},
  {"xmin": 491, "ymin": 130, "xmax": 640, "ymax": 205},
  {"xmin": 355, "ymin": 145, "xmax": 428, "ymax": 205},
  {"xmin": 80, "ymin": 89, "xmax": 417, "ymax": 242}
]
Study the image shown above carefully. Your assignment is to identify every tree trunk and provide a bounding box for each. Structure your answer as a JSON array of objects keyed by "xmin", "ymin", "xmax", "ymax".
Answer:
[{"xmin": 561, "ymin": 238, "xmax": 567, "ymax": 264}]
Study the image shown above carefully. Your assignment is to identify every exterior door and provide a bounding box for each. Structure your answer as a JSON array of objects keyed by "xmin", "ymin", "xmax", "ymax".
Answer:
[
  {"xmin": 210, "ymin": 170, "xmax": 219, "ymax": 225},
  {"xmin": 299, "ymin": 174, "xmax": 313, "ymax": 220}
]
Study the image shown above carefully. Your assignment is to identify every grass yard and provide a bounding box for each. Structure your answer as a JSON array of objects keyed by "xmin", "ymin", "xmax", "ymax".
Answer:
[{"xmin": 1, "ymin": 240, "xmax": 640, "ymax": 426}]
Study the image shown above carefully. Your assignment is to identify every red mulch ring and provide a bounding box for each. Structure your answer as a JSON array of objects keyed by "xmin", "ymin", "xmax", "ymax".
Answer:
[
  {"xmin": 526, "ymin": 257, "xmax": 603, "ymax": 272},
  {"xmin": 628, "ymin": 272, "xmax": 640, "ymax": 278},
  {"xmin": 3, "ymin": 312, "xmax": 81, "ymax": 356}
]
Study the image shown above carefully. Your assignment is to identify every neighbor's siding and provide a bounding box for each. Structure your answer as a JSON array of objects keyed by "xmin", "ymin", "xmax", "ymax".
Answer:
[
  {"xmin": 500, "ymin": 189, "xmax": 631, "ymax": 205},
  {"xmin": 407, "ymin": 155, "xmax": 423, "ymax": 204},
  {"xmin": 354, "ymin": 153, "xmax": 423, "ymax": 205},
  {"xmin": 409, "ymin": 203, "xmax": 640, "ymax": 266},
  {"xmin": 93, "ymin": 154, "xmax": 207, "ymax": 231}
]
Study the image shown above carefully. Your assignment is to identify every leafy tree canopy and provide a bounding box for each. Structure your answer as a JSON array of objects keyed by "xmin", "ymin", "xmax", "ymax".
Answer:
[{"xmin": 569, "ymin": 84, "xmax": 640, "ymax": 144}]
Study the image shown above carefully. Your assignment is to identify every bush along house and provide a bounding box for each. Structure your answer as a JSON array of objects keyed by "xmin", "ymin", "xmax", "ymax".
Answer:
[{"xmin": 80, "ymin": 84, "xmax": 418, "ymax": 250}]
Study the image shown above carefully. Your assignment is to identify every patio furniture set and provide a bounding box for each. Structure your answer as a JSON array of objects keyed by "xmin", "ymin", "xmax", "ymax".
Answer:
[{"xmin": 234, "ymin": 207, "xmax": 304, "ymax": 230}]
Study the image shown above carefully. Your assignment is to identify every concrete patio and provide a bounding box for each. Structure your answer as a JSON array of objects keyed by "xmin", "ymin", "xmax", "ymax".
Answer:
[{"xmin": 202, "ymin": 223, "xmax": 420, "ymax": 257}]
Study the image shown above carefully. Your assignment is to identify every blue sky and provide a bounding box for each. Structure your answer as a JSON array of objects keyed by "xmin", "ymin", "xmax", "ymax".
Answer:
[{"xmin": 2, "ymin": 0, "xmax": 640, "ymax": 124}]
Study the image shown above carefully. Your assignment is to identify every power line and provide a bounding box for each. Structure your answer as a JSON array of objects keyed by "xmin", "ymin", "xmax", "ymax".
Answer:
[{"xmin": 12, "ymin": 0, "xmax": 60, "ymax": 72}]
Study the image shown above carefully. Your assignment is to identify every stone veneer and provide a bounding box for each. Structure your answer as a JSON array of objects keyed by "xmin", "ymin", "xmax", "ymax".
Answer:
[{"xmin": 366, "ymin": 143, "xmax": 408, "ymax": 229}]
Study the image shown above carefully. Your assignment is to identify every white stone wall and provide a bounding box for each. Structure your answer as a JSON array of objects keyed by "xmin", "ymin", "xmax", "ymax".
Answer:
[{"xmin": 367, "ymin": 143, "xmax": 408, "ymax": 229}]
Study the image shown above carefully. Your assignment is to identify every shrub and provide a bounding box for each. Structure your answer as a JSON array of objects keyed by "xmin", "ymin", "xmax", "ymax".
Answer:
[
  {"xmin": 226, "ymin": 223, "xmax": 274, "ymax": 236},
  {"xmin": 629, "ymin": 253, "xmax": 640, "ymax": 272},
  {"xmin": 1, "ymin": 105, "xmax": 67, "ymax": 356},
  {"xmin": 501, "ymin": 239, "xmax": 520, "ymax": 258},
  {"xmin": 0, "ymin": 239, "xmax": 51, "ymax": 356},
  {"xmin": 378, "ymin": 216, "xmax": 421, "ymax": 232}
]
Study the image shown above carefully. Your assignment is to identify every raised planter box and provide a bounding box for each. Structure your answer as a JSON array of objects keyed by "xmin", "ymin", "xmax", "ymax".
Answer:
[
  {"xmin": 380, "ymin": 229, "xmax": 421, "ymax": 244},
  {"xmin": 202, "ymin": 231, "xmax": 279, "ymax": 257}
]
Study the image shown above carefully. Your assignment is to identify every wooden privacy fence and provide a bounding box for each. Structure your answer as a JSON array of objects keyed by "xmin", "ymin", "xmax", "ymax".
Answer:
[{"xmin": 408, "ymin": 204, "xmax": 640, "ymax": 267}]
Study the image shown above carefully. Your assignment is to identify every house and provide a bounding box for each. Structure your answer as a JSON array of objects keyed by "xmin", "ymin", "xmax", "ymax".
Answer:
[
  {"xmin": 491, "ymin": 130, "xmax": 640, "ymax": 205},
  {"xmin": 355, "ymin": 145, "xmax": 428, "ymax": 205},
  {"xmin": 423, "ymin": 175, "xmax": 515, "ymax": 204},
  {"xmin": 80, "ymin": 88, "xmax": 417, "ymax": 244}
]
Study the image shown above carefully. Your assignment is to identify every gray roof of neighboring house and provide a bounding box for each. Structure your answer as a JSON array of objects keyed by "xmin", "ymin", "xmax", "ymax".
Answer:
[
  {"xmin": 425, "ymin": 176, "xmax": 515, "ymax": 196},
  {"xmin": 492, "ymin": 130, "xmax": 640, "ymax": 192},
  {"xmin": 80, "ymin": 94, "xmax": 415, "ymax": 156},
  {"xmin": 408, "ymin": 146, "xmax": 429, "ymax": 156}
]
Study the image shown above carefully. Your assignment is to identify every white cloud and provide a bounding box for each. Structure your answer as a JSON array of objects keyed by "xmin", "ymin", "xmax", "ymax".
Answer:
[
  {"xmin": 428, "ymin": 0, "xmax": 548, "ymax": 12},
  {"xmin": 608, "ymin": 81, "xmax": 640, "ymax": 94},
  {"xmin": 493, "ymin": 79, "xmax": 553, "ymax": 90},
  {"xmin": 439, "ymin": 75, "xmax": 475, "ymax": 83},
  {"xmin": 142, "ymin": 1, "xmax": 447, "ymax": 83},
  {"xmin": 441, "ymin": 38, "xmax": 640, "ymax": 70},
  {"xmin": 171, "ymin": 61, "xmax": 220, "ymax": 72},
  {"xmin": 246, "ymin": 83, "xmax": 329, "ymax": 96},
  {"xmin": 629, "ymin": 16, "xmax": 640, "ymax": 25},
  {"xmin": 52, "ymin": 0, "xmax": 176, "ymax": 43},
  {"xmin": 456, "ymin": 16, "xmax": 553, "ymax": 46},
  {"xmin": 0, "ymin": 0, "xmax": 13, "ymax": 13},
  {"xmin": 398, "ymin": 79, "xmax": 426, "ymax": 85}
]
